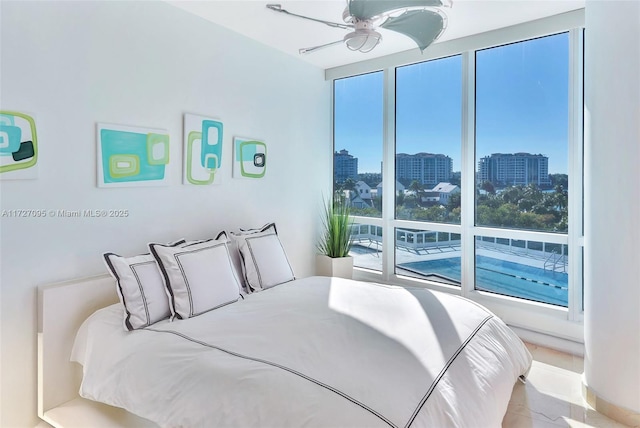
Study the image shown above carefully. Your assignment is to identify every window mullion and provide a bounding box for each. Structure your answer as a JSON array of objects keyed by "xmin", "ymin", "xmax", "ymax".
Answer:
[
  {"xmin": 460, "ymin": 51, "xmax": 476, "ymax": 298},
  {"xmin": 381, "ymin": 67, "xmax": 396, "ymax": 282},
  {"xmin": 568, "ymin": 27, "xmax": 585, "ymax": 322}
]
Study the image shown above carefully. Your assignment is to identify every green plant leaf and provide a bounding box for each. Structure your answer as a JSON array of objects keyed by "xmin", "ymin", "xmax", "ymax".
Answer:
[{"xmin": 318, "ymin": 195, "xmax": 354, "ymax": 258}]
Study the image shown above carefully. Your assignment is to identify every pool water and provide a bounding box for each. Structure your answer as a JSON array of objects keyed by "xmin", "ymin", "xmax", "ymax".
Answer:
[{"xmin": 399, "ymin": 255, "xmax": 568, "ymax": 307}]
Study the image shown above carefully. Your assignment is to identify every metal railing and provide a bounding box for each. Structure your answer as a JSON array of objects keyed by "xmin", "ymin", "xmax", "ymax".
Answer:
[{"xmin": 543, "ymin": 250, "xmax": 568, "ymax": 273}]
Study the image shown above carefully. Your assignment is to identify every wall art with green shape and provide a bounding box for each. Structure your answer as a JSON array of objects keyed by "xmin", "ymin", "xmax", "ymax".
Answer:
[
  {"xmin": 0, "ymin": 111, "xmax": 38, "ymax": 180},
  {"xmin": 233, "ymin": 136, "xmax": 267, "ymax": 179},
  {"xmin": 97, "ymin": 123, "xmax": 170, "ymax": 187},
  {"xmin": 183, "ymin": 114, "xmax": 223, "ymax": 185}
]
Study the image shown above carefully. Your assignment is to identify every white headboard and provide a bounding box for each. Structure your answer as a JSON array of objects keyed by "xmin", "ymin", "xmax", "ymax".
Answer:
[
  {"xmin": 37, "ymin": 275, "xmax": 117, "ymax": 423},
  {"xmin": 37, "ymin": 274, "xmax": 159, "ymax": 427}
]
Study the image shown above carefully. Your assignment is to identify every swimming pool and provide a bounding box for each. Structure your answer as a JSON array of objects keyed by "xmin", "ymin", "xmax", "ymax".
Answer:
[{"xmin": 399, "ymin": 255, "xmax": 568, "ymax": 307}]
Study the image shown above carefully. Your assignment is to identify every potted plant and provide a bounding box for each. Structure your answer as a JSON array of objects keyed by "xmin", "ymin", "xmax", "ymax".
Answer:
[{"xmin": 316, "ymin": 195, "xmax": 354, "ymax": 279}]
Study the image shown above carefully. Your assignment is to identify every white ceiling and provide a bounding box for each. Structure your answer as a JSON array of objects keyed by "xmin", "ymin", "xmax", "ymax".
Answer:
[{"xmin": 167, "ymin": 0, "xmax": 585, "ymax": 70}]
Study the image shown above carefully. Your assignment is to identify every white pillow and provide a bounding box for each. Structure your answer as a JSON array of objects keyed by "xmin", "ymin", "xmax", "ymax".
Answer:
[
  {"xmin": 149, "ymin": 235, "xmax": 242, "ymax": 320},
  {"xmin": 230, "ymin": 223, "xmax": 295, "ymax": 292},
  {"xmin": 104, "ymin": 240, "xmax": 185, "ymax": 331}
]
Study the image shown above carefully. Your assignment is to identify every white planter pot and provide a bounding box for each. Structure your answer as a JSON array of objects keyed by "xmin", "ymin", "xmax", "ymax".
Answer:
[{"xmin": 316, "ymin": 255, "xmax": 353, "ymax": 279}]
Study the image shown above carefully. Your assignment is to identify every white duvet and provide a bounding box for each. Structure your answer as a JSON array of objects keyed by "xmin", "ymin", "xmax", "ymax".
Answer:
[{"xmin": 73, "ymin": 276, "xmax": 532, "ymax": 428}]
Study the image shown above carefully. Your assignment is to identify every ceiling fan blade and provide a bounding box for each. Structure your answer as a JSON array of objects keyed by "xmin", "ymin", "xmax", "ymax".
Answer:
[
  {"xmin": 380, "ymin": 9, "xmax": 446, "ymax": 52},
  {"xmin": 299, "ymin": 40, "xmax": 344, "ymax": 55},
  {"xmin": 348, "ymin": 0, "xmax": 447, "ymax": 21},
  {"xmin": 267, "ymin": 4, "xmax": 353, "ymax": 30}
]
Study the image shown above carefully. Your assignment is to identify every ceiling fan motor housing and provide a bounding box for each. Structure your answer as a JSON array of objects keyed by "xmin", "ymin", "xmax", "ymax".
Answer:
[{"xmin": 343, "ymin": 26, "xmax": 383, "ymax": 53}]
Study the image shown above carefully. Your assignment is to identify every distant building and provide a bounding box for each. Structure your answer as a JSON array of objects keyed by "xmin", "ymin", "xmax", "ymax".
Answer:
[
  {"xmin": 348, "ymin": 193, "xmax": 374, "ymax": 209},
  {"xmin": 354, "ymin": 181, "xmax": 372, "ymax": 203},
  {"xmin": 334, "ymin": 149, "xmax": 358, "ymax": 183},
  {"xmin": 337, "ymin": 180, "xmax": 375, "ymax": 209},
  {"xmin": 429, "ymin": 182, "xmax": 460, "ymax": 206},
  {"xmin": 419, "ymin": 192, "xmax": 441, "ymax": 204},
  {"xmin": 477, "ymin": 153, "xmax": 551, "ymax": 187},
  {"xmin": 396, "ymin": 153, "xmax": 453, "ymax": 187}
]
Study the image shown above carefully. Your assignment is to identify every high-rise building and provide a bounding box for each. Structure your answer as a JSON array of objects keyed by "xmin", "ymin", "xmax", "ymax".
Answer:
[
  {"xmin": 477, "ymin": 153, "xmax": 551, "ymax": 187},
  {"xmin": 334, "ymin": 149, "xmax": 358, "ymax": 183},
  {"xmin": 395, "ymin": 153, "xmax": 453, "ymax": 187}
]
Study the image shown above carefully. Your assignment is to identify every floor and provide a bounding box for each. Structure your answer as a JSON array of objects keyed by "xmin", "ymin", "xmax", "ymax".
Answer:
[
  {"xmin": 502, "ymin": 342, "xmax": 629, "ymax": 428},
  {"xmin": 34, "ymin": 342, "xmax": 629, "ymax": 428}
]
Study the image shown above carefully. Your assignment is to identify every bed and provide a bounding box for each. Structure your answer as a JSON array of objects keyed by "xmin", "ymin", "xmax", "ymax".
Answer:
[{"xmin": 38, "ymin": 274, "xmax": 532, "ymax": 428}]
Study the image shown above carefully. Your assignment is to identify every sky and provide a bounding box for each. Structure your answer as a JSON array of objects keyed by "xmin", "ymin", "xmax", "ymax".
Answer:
[{"xmin": 334, "ymin": 32, "xmax": 570, "ymax": 175}]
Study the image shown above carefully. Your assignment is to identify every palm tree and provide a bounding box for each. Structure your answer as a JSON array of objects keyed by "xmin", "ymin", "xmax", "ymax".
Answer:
[
  {"xmin": 480, "ymin": 181, "xmax": 496, "ymax": 194},
  {"xmin": 343, "ymin": 178, "xmax": 356, "ymax": 191},
  {"xmin": 408, "ymin": 180, "xmax": 424, "ymax": 206},
  {"xmin": 409, "ymin": 180, "xmax": 423, "ymax": 194}
]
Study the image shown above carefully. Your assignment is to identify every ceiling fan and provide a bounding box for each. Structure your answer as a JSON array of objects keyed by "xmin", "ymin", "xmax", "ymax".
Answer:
[{"xmin": 266, "ymin": 0, "xmax": 452, "ymax": 55}]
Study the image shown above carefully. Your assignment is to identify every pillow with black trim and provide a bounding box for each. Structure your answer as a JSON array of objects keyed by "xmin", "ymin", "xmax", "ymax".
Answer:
[
  {"xmin": 149, "ymin": 233, "xmax": 242, "ymax": 320},
  {"xmin": 174, "ymin": 234, "xmax": 249, "ymax": 295},
  {"xmin": 104, "ymin": 239, "xmax": 185, "ymax": 331},
  {"xmin": 230, "ymin": 223, "xmax": 295, "ymax": 292}
]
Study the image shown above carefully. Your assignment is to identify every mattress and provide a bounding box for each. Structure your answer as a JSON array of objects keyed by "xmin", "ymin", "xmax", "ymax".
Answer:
[{"xmin": 72, "ymin": 276, "xmax": 532, "ymax": 427}]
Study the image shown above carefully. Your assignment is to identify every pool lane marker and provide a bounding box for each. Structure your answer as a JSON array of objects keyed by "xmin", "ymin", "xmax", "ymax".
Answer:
[{"xmin": 477, "ymin": 267, "xmax": 568, "ymax": 290}]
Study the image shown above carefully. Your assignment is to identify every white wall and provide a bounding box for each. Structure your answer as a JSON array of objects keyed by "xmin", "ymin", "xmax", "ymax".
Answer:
[
  {"xmin": 584, "ymin": 0, "xmax": 640, "ymax": 415},
  {"xmin": 0, "ymin": 1, "xmax": 331, "ymax": 426}
]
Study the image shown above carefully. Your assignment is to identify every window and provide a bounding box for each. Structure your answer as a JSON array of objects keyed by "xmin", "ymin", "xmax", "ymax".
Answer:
[
  {"xmin": 396, "ymin": 228, "xmax": 461, "ymax": 285},
  {"xmin": 476, "ymin": 33, "xmax": 569, "ymax": 234},
  {"xmin": 474, "ymin": 235, "xmax": 568, "ymax": 306},
  {"xmin": 396, "ymin": 55, "xmax": 462, "ymax": 224},
  {"xmin": 350, "ymin": 223, "xmax": 383, "ymax": 272},
  {"xmin": 475, "ymin": 33, "xmax": 570, "ymax": 306},
  {"xmin": 331, "ymin": 22, "xmax": 584, "ymax": 331},
  {"xmin": 334, "ymin": 72, "xmax": 383, "ymax": 271},
  {"xmin": 393, "ymin": 55, "xmax": 463, "ymax": 285},
  {"xmin": 333, "ymin": 71, "xmax": 383, "ymax": 219}
]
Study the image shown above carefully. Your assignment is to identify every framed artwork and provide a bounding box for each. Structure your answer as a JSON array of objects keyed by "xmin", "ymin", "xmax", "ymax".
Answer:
[
  {"xmin": 233, "ymin": 137, "xmax": 267, "ymax": 179},
  {"xmin": 0, "ymin": 111, "xmax": 38, "ymax": 180},
  {"xmin": 183, "ymin": 114, "xmax": 223, "ymax": 185},
  {"xmin": 97, "ymin": 123, "xmax": 170, "ymax": 187}
]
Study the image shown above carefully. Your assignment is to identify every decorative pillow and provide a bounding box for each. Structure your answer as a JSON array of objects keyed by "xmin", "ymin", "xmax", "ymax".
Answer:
[
  {"xmin": 104, "ymin": 239, "xmax": 185, "ymax": 331},
  {"xmin": 149, "ymin": 234, "xmax": 242, "ymax": 320},
  {"xmin": 230, "ymin": 223, "xmax": 295, "ymax": 292},
  {"xmin": 184, "ymin": 234, "xmax": 247, "ymax": 294}
]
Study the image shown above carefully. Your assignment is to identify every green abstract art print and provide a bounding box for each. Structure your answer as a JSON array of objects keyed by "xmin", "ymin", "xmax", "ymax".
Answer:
[
  {"xmin": 233, "ymin": 136, "xmax": 266, "ymax": 179},
  {"xmin": 97, "ymin": 123, "xmax": 170, "ymax": 187},
  {"xmin": 183, "ymin": 114, "xmax": 223, "ymax": 185},
  {"xmin": 0, "ymin": 111, "xmax": 38, "ymax": 180}
]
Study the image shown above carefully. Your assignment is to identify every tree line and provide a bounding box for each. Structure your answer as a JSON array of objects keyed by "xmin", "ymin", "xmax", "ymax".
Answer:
[{"xmin": 343, "ymin": 176, "xmax": 569, "ymax": 233}]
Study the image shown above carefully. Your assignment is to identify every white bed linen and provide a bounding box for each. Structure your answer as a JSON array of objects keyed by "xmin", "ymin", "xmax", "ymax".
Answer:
[{"xmin": 73, "ymin": 276, "xmax": 532, "ymax": 428}]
